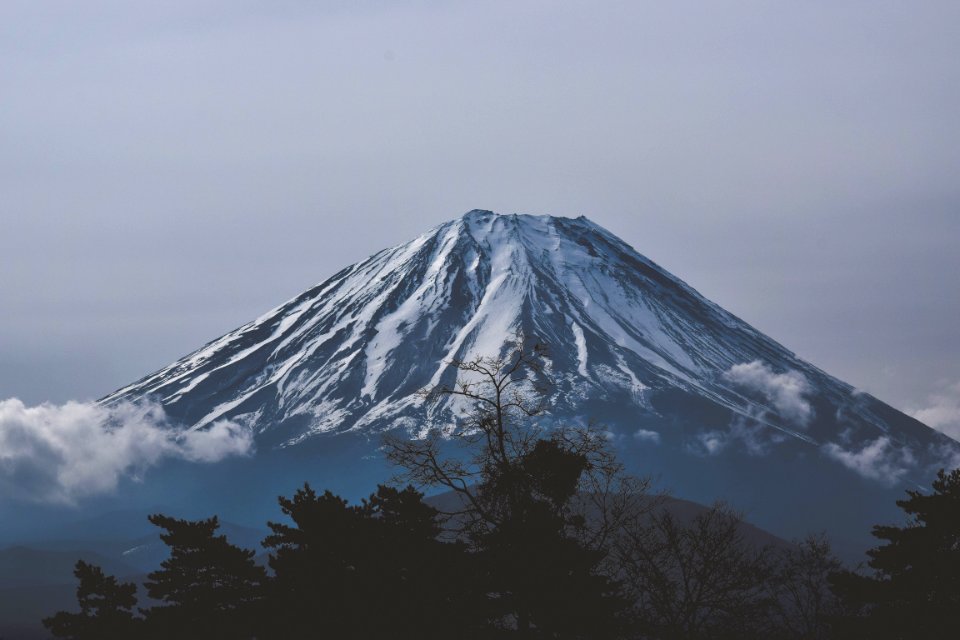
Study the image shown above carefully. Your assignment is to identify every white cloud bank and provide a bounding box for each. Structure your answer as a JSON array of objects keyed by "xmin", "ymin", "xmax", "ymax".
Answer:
[
  {"xmin": 910, "ymin": 381, "xmax": 960, "ymax": 441},
  {"xmin": 724, "ymin": 361, "xmax": 814, "ymax": 428},
  {"xmin": 689, "ymin": 360, "xmax": 813, "ymax": 457},
  {"xmin": 689, "ymin": 417, "xmax": 787, "ymax": 458},
  {"xmin": 0, "ymin": 398, "xmax": 253, "ymax": 504},
  {"xmin": 821, "ymin": 436, "xmax": 915, "ymax": 486},
  {"xmin": 633, "ymin": 429, "xmax": 661, "ymax": 444}
]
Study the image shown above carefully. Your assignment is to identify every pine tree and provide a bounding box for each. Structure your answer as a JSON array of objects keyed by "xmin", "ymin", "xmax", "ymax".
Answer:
[
  {"xmin": 42, "ymin": 560, "xmax": 140, "ymax": 639},
  {"xmin": 262, "ymin": 483, "xmax": 476, "ymax": 639},
  {"xmin": 142, "ymin": 514, "xmax": 267, "ymax": 639},
  {"xmin": 830, "ymin": 467, "xmax": 960, "ymax": 639},
  {"xmin": 261, "ymin": 485, "xmax": 366, "ymax": 638},
  {"xmin": 476, "ymin": 438, "xmax": 629, "ymax": 638}
]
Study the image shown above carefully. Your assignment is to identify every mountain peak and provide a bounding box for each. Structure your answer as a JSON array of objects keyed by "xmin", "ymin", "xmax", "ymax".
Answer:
[
  {"xmin": 99, "ymin": 209, "xmax": 958, "ymax": 551},
  {"xmin": 104, "ymin": 209, "xmax": 951, "ymax": 460},
  {"xmin": 458, "ymin": 208, "xmax": 596, "ymax": 228}
]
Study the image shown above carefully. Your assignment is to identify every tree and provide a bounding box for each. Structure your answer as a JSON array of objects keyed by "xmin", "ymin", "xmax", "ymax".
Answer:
[
  {"xmin": 830, "ymin": 467, "xmax": 960, "ymax": 639},
  {"xmin": 42, "ymin": 560, "xmax": 140, "ymax": 639},
  {"xmin": 614, "ymin": 502, "xmax": 774, "ymax": 640},
  {"xmin": 384, "ymin": 338, "xmax": 634, "ymax": 638},
  {"xmin": 261, "ymin": 484, "xmax": 357, "ymax": 639},
  {"xmin": 475, "ymin": 437, "xmax": 631, "ymax": 638},
  {"xmin": 360, "ymin": 484, "xmax": 481, "ymax": 638},
  {"xmin": 768, "ymin": 534, "xmax": 844, "ymax": 640},
  {"xmin": 262, "ymin": 483, "xmax": 477, "ymax": 639},
  {"xmin": 142, "ymin": 514, "xmax": 267, "ymax": 639}
]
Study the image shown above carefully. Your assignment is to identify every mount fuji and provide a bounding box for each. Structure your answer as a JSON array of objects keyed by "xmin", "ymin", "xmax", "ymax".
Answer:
[{"xmin": 102, "ymin": 210, "xmax": 957, "ymax": 551}]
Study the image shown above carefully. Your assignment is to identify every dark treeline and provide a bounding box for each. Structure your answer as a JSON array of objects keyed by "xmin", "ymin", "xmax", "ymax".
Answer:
[{"xmin": 43, "ymin": 342, "xmax": 960, "ymax": 639}]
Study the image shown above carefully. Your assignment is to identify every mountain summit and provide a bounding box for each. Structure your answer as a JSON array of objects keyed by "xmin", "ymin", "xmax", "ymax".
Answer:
[{"xmin": 104, "ymin": 210, "xmax": 956, "ymax": 548}]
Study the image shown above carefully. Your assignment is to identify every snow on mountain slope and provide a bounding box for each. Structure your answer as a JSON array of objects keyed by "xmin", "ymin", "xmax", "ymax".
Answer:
[{"xmin": 102, "ymin": 210, "xmax": 956, "ymax": 479}]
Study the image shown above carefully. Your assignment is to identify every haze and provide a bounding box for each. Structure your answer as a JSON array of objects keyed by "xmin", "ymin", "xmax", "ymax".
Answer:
[{"xmin": 1, "ymin": 1, "xmax": 958, "ymax": 437}]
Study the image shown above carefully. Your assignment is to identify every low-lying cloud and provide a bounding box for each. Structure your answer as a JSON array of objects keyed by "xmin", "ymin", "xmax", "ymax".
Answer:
[
  {"xmin": 821, "ymin": 436, "xmax": 915, "ymax": 486},
  {"xmin": 689, "ymin": 416, "xmax": 787, "ymax": 458},
  {"xmin": 909, "ymin": 381, "xmax": 960, "ymax": 441},
  {"xmin": 0, "ymin": 398, "xmax": 253, "ymax": 504},
  {"xmin": 633, "ymin": 429, "xmax": 661, "ymax": 444},
  {"xmin": 724, "ymin": 361, "xmax": 814, "ymax": 428},
  {"xmin": 690, "ymin": 360, "xmax": 813, "ymax": 457},
  {"xmin": 691, "ymin": 430, "xmax": 727, "ymax": 456}
]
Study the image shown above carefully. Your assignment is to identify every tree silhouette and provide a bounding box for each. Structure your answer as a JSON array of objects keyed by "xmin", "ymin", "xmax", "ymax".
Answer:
[
  {"xmin": 142, "ymin": 514, "xmax": 267, "ymax": 639},
  {"xmin": 476, "ymin": 438, "xmax": 630, "ymax": 638},
  {"xmin": 769, "ymin": 534, "xmax": 844, "ymax": 640},
  {"xmin": 614, "ymin": 502, "xmax": 774, "ymax": 640},
  {"xmin": 385, "ymin": 338, "xmax": 633, "ymax": 638},
  {"xmin": 262, "ymin": 483, "xmax": 477, "ymax": 639},
  {"xmin": 261, "ymin": 484, "xmax": 365, "ymax": 638},
  {"xmin": 830, "ymin": 467, "xmax": 960, "ymax": 639},
  {"xmin": 360, "ymin": 484, "xmax": 481, "ymax": 638},
  {"xmin": 42, "ymin": 560, "xmax": 140, "ymax": 639}
]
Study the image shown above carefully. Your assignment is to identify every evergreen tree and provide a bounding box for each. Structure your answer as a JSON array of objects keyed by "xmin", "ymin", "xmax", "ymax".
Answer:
[
  {"xmin": 830, "ymin": 467, "xmax": 960, "ymax": 639},
  {"xmin": 476, "ymin": 438, "xmax": 629, "ymax": 638},
  {"xmin": 142, "ymin": 514, "xmax": 267, "ymax": 639},
  {"xmin": 261, "ymin": 485, "xmax": 364, "ymax": 638},
  {"xmin": 42, "ymin": 560, "xmax": 140, "ymax": 639},
  {"xmin": 360, "ymin": 484, "xmax": 480, "ymax": 639},
  {"xmin": 262, "ymin": 483, "xmax": 476, "ymax": 639}
]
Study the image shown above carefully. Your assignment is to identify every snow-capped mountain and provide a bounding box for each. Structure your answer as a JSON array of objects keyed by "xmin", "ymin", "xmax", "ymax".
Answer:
[{"xmin": 103, "ymin": 210, "xmax": 956, "ymax": 549}]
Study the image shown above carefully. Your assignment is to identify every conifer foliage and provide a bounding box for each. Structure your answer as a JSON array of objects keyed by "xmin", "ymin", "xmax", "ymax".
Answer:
[
  {"xmin": 261, "ymin": 483, "xmax": 474, "ymax": 639},
  {"xmin": 830, "ymin": 468, "xmax": 960, "ymax": 638},
  {"xmin": 42, "ymin": 560, "xmax": 140, "ymax": 639},
  {"xmin": 143, "ymin": 514, "xmax": 267, "ymax": 639}
]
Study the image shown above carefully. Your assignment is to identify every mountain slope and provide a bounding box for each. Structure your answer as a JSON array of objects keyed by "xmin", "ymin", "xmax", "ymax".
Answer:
[
  {"xmin": 104, "ymin": 211, "xmax": 949, "ymax": 453},
  {"xmin": 102, "ymin": 210, "xmax": 957, "ymax": 549}
]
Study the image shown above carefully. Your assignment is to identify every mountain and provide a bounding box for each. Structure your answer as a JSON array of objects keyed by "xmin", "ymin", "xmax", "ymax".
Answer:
[{"xmin": 103, "ymin": 210, "xmax": 957, "ymax": 551}]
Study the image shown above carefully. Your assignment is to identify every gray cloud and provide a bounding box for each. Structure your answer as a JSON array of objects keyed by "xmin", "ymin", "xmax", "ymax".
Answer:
[
  {"xmin": 821, "ymin": 436, "xmax": 915, "ymax": 486},
  {"xmin": 724, "ymin": 361, "xmax": 814, "ymax": 428},
  {"xmin": 0, "ymin": 398, "xmax": 253, "ymax": 504},
  {"xmin": 909, "ymin": 381, "xmax": 960, "ymax": 441}
]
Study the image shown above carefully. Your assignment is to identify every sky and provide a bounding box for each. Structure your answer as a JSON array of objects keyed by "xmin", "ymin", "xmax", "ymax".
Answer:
[{"xmin": 1, "ymin": 1, "xmax": 958, "ymax": 437}]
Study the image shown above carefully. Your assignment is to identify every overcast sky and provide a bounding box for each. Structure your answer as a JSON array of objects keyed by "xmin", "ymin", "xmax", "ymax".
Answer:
[{"xmin": 1, "ymin": 1, "xmax": 958, "ymax": 431}]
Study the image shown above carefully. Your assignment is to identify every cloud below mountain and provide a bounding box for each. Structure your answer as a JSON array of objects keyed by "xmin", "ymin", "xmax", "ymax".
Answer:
[
  {"xmin": 633, "ymin": 429, "xmax": 661, "ymax": 444},
  {"xmin": 690, "ymin": 360, "xmax": 813, "ymax": 457},
  {"xmin": 821, "ymin": 436, "xmax": 915, "ymax": 485},
  {"xmin": 0, "ymin": 398, "xmax": 253, "ymax": 504},
  {"xmin": 723, "ymin": 361, "xmax": 813, "ymax": 427},
  {"xmin": 910, "ymin": 381, "xmax": 960, "ymax": 441}
]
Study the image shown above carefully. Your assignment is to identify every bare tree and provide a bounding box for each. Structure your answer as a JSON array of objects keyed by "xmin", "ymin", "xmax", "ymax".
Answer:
[
  {"xmin": 614, "ymin": 502, "xmax": 775, "ymax": 640},
  {"xmin": 768, "ymin": 533, "xmax": 844, "ymax": 640},
  {"xmin": 384, "ymin": 337, "xmax": 549, "ymax": 531},
  {"xmin": 383, "ymin": 336, "xmax": 646, "ymax": 637},
  {"xmin": 384, "ymin": 336, "xmax": 650, "ymax": 543}
]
